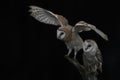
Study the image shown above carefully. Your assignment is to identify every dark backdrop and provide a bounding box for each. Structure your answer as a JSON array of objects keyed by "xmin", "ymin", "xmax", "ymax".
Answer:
[{"xmin": 1, "ymin": 0, "xmax": 120, "ymax": 80}]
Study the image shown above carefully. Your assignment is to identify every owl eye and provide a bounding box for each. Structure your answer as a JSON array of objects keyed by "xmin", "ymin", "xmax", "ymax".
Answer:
[
  {"xmin": 60, "ymin": 32, "xmax": 64, "ymax": 36},
  {"xmin": 84, "ymin": 44, "xmax": 92, "ymax": 51},
  {"xmin": 88, "ymin": 44, "xmax": 92, "ymax": 48}
]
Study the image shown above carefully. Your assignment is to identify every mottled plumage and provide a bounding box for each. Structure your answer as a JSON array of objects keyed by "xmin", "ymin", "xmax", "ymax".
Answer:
[
  {"xmin": 29, "ymin": 6, "xmax": 108, "ymax": 59},
  {"xmin": 82, "ymin": 40, "xmax": 102, "ymax": 74}
]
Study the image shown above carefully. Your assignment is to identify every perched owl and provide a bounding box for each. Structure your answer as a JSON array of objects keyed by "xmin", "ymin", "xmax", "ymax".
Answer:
[
  {"xmin": 82, "ymin": 39, "xmax": 102, "ymax": 74},
  {"xmin": 29, "ymin": 6, "xmax": 108, "ymax": 59}
]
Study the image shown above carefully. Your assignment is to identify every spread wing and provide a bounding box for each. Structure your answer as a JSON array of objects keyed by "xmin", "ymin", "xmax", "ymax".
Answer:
[
  {"xmin": 73, "ymin": 21, "xmax": 108, "ymax": 40},
  {"xmin": 29, "ymin": 6, "xmax": 68, "ymax": 26}
]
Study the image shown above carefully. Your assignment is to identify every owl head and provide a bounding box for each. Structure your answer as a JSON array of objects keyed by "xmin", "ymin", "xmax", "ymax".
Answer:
[
  {"xmin": 57, "ymin": 27, "xmax": 72, "ymax": 42},
  {"xmin": 83, "ymin": 39, "xmax": 98, "ymax": 53}
]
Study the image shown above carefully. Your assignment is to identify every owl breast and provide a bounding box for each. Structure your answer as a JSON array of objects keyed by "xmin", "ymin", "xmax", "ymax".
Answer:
[{"xmin": 65, "ymin": 32, "xmax": 83, "ymax": 50}]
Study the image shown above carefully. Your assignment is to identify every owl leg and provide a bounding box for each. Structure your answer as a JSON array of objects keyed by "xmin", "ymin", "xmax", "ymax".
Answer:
[
  {"xmin": 66, "ymin": 48, "xmax": 72, "ymax": 56},
  {"xmin": 74, "ymin": 50, "xmax": 78, "ymax": 59}
]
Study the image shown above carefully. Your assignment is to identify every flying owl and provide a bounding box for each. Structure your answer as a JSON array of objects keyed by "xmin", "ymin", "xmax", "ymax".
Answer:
[
  {"xmin": 82, "ymin": 39, "xmax": 102, "ymax": 74},
  {"xmin": 29, "ymin": 6, "xmax": 108, "ymax": 59}
]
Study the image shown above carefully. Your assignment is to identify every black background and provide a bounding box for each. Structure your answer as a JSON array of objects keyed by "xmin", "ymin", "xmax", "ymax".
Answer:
[{"xmin": 1, "ymin": 0, "xmax": 120, "ymax": 80}]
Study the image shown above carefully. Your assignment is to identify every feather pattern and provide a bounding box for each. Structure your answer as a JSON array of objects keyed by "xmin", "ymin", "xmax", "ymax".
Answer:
[
  {"xmin": 83, "ymin": 40, "xmax": 102, "ymax": 73},
  {"xmin": 74, "ymin": 21, "xmax": 108, "ymax": 40},
  {"xmin": 29, "ymin": 6, "xmax": 68, "ymax": 26}
]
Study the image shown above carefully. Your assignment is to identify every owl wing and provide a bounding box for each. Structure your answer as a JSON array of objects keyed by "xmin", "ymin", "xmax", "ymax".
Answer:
[
  {"xmin": 29, "ymin": 6, "xmax": 68, "ymax": 26},
  {"xmin": 73, "ymin": 21, "xmax": 108, "ymax": 40},
  {"xmin": 96, "ymin": 49, "xmax": 103, "ymax": 72}
]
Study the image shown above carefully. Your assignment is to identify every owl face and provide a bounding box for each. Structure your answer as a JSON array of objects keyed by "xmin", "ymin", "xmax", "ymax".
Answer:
[
  {"xmin": 57, "ymin": 29, "xmax": 66, "ymax": 40},
  {"xmin": 57, "ymin": 27, "xmax": 72, "ymax": 41},
  {"xmin": 83, "ymin": 40, "xmax": 98, "ymax": 53}
]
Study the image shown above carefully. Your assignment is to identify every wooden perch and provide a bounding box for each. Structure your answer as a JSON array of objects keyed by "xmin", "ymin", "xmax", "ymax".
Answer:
[
  {"xmin": 64, "ymin": 56, "xmax": 85, "ymax": 74},
  {"xmin": 64, "ymin": 56, "xmax": 98, "ymax": 80}
]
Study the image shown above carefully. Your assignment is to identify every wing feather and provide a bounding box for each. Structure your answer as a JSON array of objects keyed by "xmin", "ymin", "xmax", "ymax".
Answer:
[
  {"xmin": 29, "ymin": 6, "xmax": 68, "ymax": 26},
  {"xmin": 74, "ymin": 21, "xmax": 108, "ymax": 40}
]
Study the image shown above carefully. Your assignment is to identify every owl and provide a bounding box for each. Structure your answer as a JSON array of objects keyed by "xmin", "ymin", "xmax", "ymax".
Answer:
[
  {"xmin": 29, "ymin": 6, "xmax": 108, "ymax": 59},
  {"xmin": 82, "ymin": 39, "xmax": 102, "ymax": 74}
]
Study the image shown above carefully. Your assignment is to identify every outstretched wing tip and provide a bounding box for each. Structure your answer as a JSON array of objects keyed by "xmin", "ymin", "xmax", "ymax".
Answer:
[
  {"xmin": 29, "ymin": 5, "xmax": 38, "ymax": 8},
  {"xmin": 28, "ymin": 5, "xmax": 61, "ymax": 26},
  {"xmin": 29, "ymin": 5, "xmax": 33, "ymax": 8},
  {"xmin": 104, "ymin": 35, "xmax": 109, "ymax": 41},
  {"xmin": 28, "ymin": 5, "xmax": 35, "ymax": 12},
  {"xmin": 29, "ymin": 5, "xmax": 43, "ymax": 12}
]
